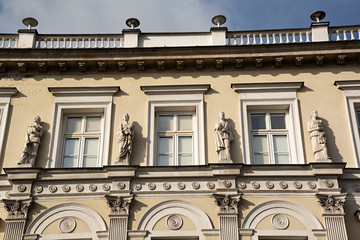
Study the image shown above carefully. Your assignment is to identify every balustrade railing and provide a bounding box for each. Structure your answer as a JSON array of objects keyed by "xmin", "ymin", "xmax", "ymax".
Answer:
[
  {"xmin": 0, "ymin": 34, "xmax": 18, "ymax": 49},
  {"xmin": 329, "ymin": 25, "xmax": 360, "ymax": 41},
  {"xmin": 227, "ymin": 28, "xmax": 312, "ymax": 45},
  {"xmin": 36, "ymin": 34, "xmax": 124, "ymax": 49}
]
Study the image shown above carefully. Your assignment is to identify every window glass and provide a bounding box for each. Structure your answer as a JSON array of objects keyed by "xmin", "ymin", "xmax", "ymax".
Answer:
[
  {"xmin": 253, "ymin": 135, "xmax": 269, "ymax": 164},
  {"xmin": 86, "ymin": 116, "xmax": 101, "ymax": 132},
  {"xmin": 63, "ymin": 139, "xmax": 79, "ymax": 167},
  {"xmin": 178, "ymin": 115, "xmax": 192, "ymax": 131},
  {"xmin": 251, "ymin": 114, "xmax": 266, "ymax": 129},
  {"xmin": 178, "ymin": 136, "xmax": 193, "ymax": 165},
  {"xmin": 66, "ymin": 117, "xmax": 82, "ymax": 133},
  {"xmin": 271, "ymin": 113, "xmax": 286, "ymax": 129},
  {"xmin": 273, "ymin": 135, "xmax": 290, "ymax": 164},
  {"xmin": 158, "ymin": 115, "xmax": 173, "ymax": 131},
  {"xmin": 158, "ymin": 137, "xmax": 173, "ymax": 166}
]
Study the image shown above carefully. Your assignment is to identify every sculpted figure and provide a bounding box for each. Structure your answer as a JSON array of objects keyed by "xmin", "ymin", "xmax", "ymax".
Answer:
[
  {"xmin": 214, "ymin": 112, "xmax": 233, "ymax": 162},
  {"xmin": 116, "ymin": 113, "xmax": 134, "ymax": 164},
  {"xmin": 307, "ymin": 110, "xmax": 330, "ymax": 161},
  {"xmin": 18, "ymin": 116, "xmax": 43, "ymax": 167}
]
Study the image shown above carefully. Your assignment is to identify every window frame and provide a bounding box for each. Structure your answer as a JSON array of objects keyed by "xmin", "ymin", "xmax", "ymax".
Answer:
[
  {"xmin": 141, "ymin": 84, "xmax": 210, "ymax": 166},
  {"xmin": 48, "ymin": 87, "xmax": 119, "ymax": 168},
  {"xmin": 156, "ymin": 111, "xmax": 195, "ymax": 166},
  {"xmin": 249, "ymin": 110, "xmax": 291, "ymax": 164},
  {"xmin": 335, "ymin": 80, "xmax": 360, "ymax": 167},
  {"xmin": 232, "ymin": 82, "xmax": 304, "ymax": 164}
]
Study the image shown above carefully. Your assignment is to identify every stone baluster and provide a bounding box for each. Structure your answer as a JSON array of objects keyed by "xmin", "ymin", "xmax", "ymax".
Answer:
[
  {"xmin": 350, "ymin": 30, "xmax": 355, "ymax": 40},
  {"xmin": 44, "ymin": 38, "xmax": 48, "ymax": 48},
  {"xmin": 358, "ymin": 29, "xmax": 360, "ymax": 40},
  {"xmin": 14, "ymin": 38, "xmax": 18, "ymax": 48},
  {"xmin": 2, "ymin": 198, "xmax": 33, "ymax": 240},
  {"xmin": 0, "ymin": 38, "xmax": 5, "ymax": 48},
  {"xmin": 81, "ymin": 38, "xmax": 85, "ymax": 48},
  {"xmin": 232, "ymin": 36, "xmax": 237, "ymax": 45},
  {"xmin": 74, "ymin": 38, "xmax": 78, "ymax": 48},
  {"xmin": 266, "ymin": 34, "xmax": 270, "ymax": 44},
  {"xmin": 56, "ymin": 38, "xmax": 60, "ymax": 48},
  {"xmin": 272, "ymin": 33, "xmax": 277, "ymax": 44},
  {"xmin": 8, "ymin": 38, "xmax": 12, "ymax": 48},
  {"xmin": 259, "ymin": 34, "xmax": 263, "ymax": 44},
  {"xmin": 336, "ymin": 30, "xmax": 340, "ymax": 41},
  {"xmin": 343, "ymin": 30, "xmax": 348, "ymax": 40},
  {"xmin": 246, "ymin": 34, "xmax": 250, "ymax": 45},
  {"xmin": 292, "ymin": 32, "xmax": 296, "ymax": 43},
  {"xmin": 105, "ymin": 195, "xmax": 133, "ymax": 240},
  {"xmin": 306, "ymin": 32, "xmax": 311, "ymax": 42},
  {"xmin": 299, "ymin": 32, "xmax": 304, "ymax": 42},
  {"xmin": 100, "ymin": 38, "xmax": 104, "ymax": 48},
  {"xmin": 252, "ymin": 34, "xmax": 256, "ymax": 44},
  {"xmin": 285, "ymin": 33, "xmax": 290, "ymax": 43},
  {"xmin": 113, "ymin": 38, "xmax": 117, "ymax": 48},
  {"xmin": 49, "ymin": 38, "xmax": 54, "ymax": 48},
  {"xmin": 316, "ymin": 194, "xmax": 348, "ymax": 240},
  {"xmin": 213, "ymin": 194, "xmax": 241, "ymax": 240},
  {"xmin": 107, "ymin": 38, "xmax": 110, "ymax": 48},
  {"xmin": 94, "ymin": 38, "xmax": 98, "ymax": 48},
  {"xmin": 279, "ymin": 33, "xmax": 283, "ymax": 43},
  {"xmin": 62, "ymin": 38, "xmax": 66, "ymax": 48},
  {"xmin": 240, "ymin": 35, "xmax": 244, "ymax": 45}
]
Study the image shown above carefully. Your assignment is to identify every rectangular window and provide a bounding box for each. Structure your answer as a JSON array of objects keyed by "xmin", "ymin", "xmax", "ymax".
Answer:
[
  {"xmin": 156, "ymin": 113, "xmax": 194, "ymax": 166},
  {"xmin": 250, "ymin": 112, "xmax": 290, "ymax": 164},
  {"xmin": 61, "ymin": 114, "xmax": 103, "ymax": 168}
]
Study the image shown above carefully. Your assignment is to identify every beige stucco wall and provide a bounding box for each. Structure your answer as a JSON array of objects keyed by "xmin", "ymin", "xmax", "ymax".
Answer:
[{"xmin": 0, "ymin": 66, "xmax": 358, "ymax": 169}]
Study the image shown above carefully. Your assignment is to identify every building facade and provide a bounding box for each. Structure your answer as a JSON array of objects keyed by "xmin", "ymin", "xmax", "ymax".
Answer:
[{"xmin": 0, "ymin": 14, "xmax": 360, "ymax": 240}]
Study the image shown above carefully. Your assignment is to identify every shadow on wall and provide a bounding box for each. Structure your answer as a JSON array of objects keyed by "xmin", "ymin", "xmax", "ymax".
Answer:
[
  {"xmin": 37, "ymin": 121, "xmax": 51, "ymax": 168},
  {"xmin": 321, "ymin": 117, "xmax": 343, "ymax": 163},
  {"xmin": 131, "ymin": 121, "xmax": 146, "ymax": 165},
  {"xmin": 239, "ymin": 198, "xmax": 256, "ymax": 222},
  {"xmin": 227, "ymin": 117, "xmax": 242, "ymax": 164},
  {"xmin": 128, "ymin": 199, "xmax": 148, "ymax": 229}
]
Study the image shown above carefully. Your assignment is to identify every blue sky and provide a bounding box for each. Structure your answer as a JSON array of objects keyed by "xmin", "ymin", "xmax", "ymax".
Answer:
[{"xmin": 0, "ymin": 0, "xmax": 359, "ymax": 34}]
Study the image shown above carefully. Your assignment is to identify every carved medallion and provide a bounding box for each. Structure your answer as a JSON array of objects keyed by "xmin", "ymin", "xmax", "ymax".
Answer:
[
  {"xmin": 279, "ymin": 181, "xmax": 288, "ymax": 189},
  {"xmin": 223, "ymin": 180, "xmax": 232, "ymax": 188},
  {"xmin": 325, "ymin": 180, "xmax": 334, "ymax": 188},
  {"xmin": 163, "ymin": 183, "xmax": 171, "ymax": 190},
  {"xmin": 272, "ymin": 214, "xmax": 289, "ymax": 230},
  {"xmin": 89, "ymin": 184, "xmax": 97, "ymax": 192},
  {"xmin": 102, "ymin": 184, "xmax": 111, "ymax": 191},
  {"xmin": 76, "ymin": 184, "xmax": 84, "ymax": 192},
  {"xmin": 17, "ymin": 185, "xmax": 26, "ymax": 192},
  {"xmin": 238, "ymin": 182, "xmax": 246, "ymax": 189},
  {"xmin": 353, "ymin": 184, "xmax": 360, "ymax": 192},
  {"xmin": 192, "ymin": 182, "xmax": 200, "ymax": 189},
  {"xmin": 167, "ymin": 215, "xmax": 183, "ymax": 230},
  {"xmin": 252, "ymin": 182, "xmax": 260, "ymax": 189},
  {"xmin": 148, "ymin": 183, "xmax": 156, "ymax": 190},
  {"xmin": 134, "ymin": 184, "xmax": 142, "ymax": 190},
  {"xmin": 294, "ymin": 181, "xmax": 302, "ymax": 189},
  {"xmin": 177, "ymin": 182, "xmax": 185, "ymax": 190},
  {"xmin": 49, "ymin": 185, "xmax": 57, "ymax": 193},
  {"xmin": 59, "ymin": 217, "xmax": 76, "ymax": 233},
  {"xmin": 308, "ymin": 181, "xmax": 317, "ymax": 189},
  {"xmin": 207, "ymin": 182, "xmax": 215, "ymax": 189},
  {"xmin": 117, "ymin": 182, "xmax": 126, "ymax": 190},
  {"xmin": 62, "ymin": 185, "xmax": 71, "ymax": 192},
  {"xmin": 35, "ymin": 185, "xmax": 44, "ymax": 194},
  {"xmin": 265, "ymin": 181, "xmax": 274, "ymax": 189}
]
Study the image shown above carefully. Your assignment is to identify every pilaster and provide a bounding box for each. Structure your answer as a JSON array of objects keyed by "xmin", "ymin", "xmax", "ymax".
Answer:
[
  {"xmin": 105, "ymin": 195, "xmax": 133, "ymax": 240},
  {"xmin": 213, "ymin": 194, "xmax": 241, "ymax": 240},
  {"xmin": 2, "ymin": 198, "xmax": 33, "ymax": 240}
]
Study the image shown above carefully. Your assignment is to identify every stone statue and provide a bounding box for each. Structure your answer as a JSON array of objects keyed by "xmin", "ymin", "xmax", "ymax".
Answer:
[
  {"xmin": 116, "ymin": 113, "xmax": 134, "ymax": 164},
  {"xmin": 307, "ymin": 110, "xmax": 330, "ymax": 162},
  {"xmin": 214, "ymin": 112, "xmax": 233, "ymax": 162},
  {"xmin": 18, "ymin": 116, "xmax": 43, "ymax": 167}
]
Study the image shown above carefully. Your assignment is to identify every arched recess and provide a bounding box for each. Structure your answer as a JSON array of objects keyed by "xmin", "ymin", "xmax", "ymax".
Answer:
[
  {"xmin": 138, "ymin": 200, "xmax": 214, "ymax": 240},
  {"xmin": 26, "ymin": 203, "xmax": 107, "ymax": 239},
  {"xmin": 242, "ymin": 200, "xmax": 325, "ymax": 240}
]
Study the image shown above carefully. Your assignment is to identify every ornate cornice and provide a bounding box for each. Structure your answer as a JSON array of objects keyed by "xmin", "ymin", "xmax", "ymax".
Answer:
[
  {"xmin": 213, "ymin": 194, "xmax": 242, "ymax": 213},
  {"xmin": 2, "ymin": 198, "xmax": 33, "ymax": 219},
  {"xmin": 105, "ymin": 195, "xmax": 133, "ymax": 215},
  {"xmin": 316, "ymin": 193, "xmax": 346, "ymax": 214}
]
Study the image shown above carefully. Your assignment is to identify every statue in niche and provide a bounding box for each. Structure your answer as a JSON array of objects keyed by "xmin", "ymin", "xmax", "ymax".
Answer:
[
  {"xmin": 116, "ymin": 113, "xmax": 134, "ymax": 165},
  {"xmin": 18, "ymin": 116, "xmax": 43, "ymax": 167},
  {"xmin": 307, "ymin": 110, "xmax": 331, "ymax": 162},
  {"xmin": 214, "ymin": 112, "xmax": 233, "ymax": 162}
]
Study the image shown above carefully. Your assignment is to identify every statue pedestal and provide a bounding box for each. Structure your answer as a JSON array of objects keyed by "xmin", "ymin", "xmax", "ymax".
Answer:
[
  {"xmin": 17, "ymin": 163, "xmax": 33, "ymax": 168},
  {"xmin": 219, "ymin": 159, "xmax": 233, "ymax": 164},
  {"xmin": 316, "ymin": 158, "xmax": 332, "ymax": 163},
  {"xmin": 115, "ymin": 161, "xmax": 128, "ymax": 166}
]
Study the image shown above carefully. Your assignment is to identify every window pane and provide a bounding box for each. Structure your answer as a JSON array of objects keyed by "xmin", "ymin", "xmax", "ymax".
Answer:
[
  {"xmin": 251, "ymin": 114, "xmax": 266, "ymax": 129},
  {"xmin": 275, "ymin": 153, "xmax": 290, "ymax": 164},
  {"xmin": 357, "ymin": 111, "xmax": 360, "ymax": 128},
  {"xmin": 159, "ymin": 137, "xmax": 173, "ymax": 154},
  {"xmin": 158, "ymin": 155, "xmax": 172, "ymax": 166},
  {"xmin": 178, "ymin": 155, "xmax": 192, "ymax": 165},
  {"xmin": 86, "ymin": 116, "xmax": 101, "ymax": 132},
  {"xmin": 178, "ymin": 115, "xmax": 192, "ymax": 131},
  {"xmin": 254, "ymin": 153, "xmax": 269, "ymax": 164},
  {"xmin": 83, "ymin": 157, "xmax": 98, "ymax": 167},
  {"xmin": 64, "ymin": 139, "xmax": 79, "ymax": 156},
  {"xmin": 253, "ymin": 135, "xmax": 268, "ymax": 152},
  {"xmin": 158, "ymin": 115, "xmax": 173, "ymax": 131},
  {"xmin": 271, "ymin": 113, "xmax": 286, "ymax": 129},
  {"xmin": 178, "ymin": 136, "xmax": 192, "ymax": 153},
  {"xmin": 273, "ymin": 135, "xmax": 289, "ymax": 152},
  {"xmin": 84, "ymin": 138, "xmax": 99, "ymax": 155},
  {"xmin": 63, "ymin": 157, "xmax": 77, "ymax": 168},
  {"xmin": 66, "ymin": 117, "xmax": 82, "ymax": 133}
]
